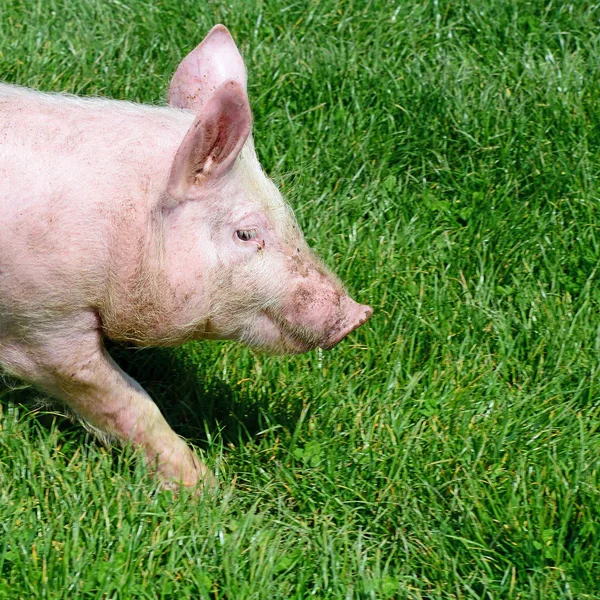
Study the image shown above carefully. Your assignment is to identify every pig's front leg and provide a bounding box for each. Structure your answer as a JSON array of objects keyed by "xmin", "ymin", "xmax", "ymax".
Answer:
[{"xmin": 1, "ymin": 328, "xmax": 211, "ymax": 489}]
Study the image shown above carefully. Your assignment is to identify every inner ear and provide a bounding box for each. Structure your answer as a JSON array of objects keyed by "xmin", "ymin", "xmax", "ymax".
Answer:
[{"xmin": 167, "ymin": 79, "xmax": 252, "ymax": 200}]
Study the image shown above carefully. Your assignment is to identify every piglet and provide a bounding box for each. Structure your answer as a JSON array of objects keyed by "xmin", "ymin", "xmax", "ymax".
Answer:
[{"xmin": 0, "ymin": 25, "xmax": 372, "ymax": 489}]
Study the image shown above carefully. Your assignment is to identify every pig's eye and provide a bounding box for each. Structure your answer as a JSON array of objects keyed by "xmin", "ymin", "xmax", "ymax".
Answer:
[{"xmin": 236, "ymin": 229, "xmax": 257, "ymax": 242}]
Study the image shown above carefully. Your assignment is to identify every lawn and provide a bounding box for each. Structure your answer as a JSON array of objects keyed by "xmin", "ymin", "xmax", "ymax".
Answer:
[{"xmin": 1, "ymin": 0, "xmax": 600, "ymax": 597}]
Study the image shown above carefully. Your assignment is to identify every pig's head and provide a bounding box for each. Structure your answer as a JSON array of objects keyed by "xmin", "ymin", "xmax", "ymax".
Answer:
[{"xmin": 161, "ymin": 25, "xmax": 371, "ymax": 354}]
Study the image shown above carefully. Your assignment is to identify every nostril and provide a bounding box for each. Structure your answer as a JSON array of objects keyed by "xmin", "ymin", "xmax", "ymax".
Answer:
[{"xmin": 360, "ymin": 305, "xmax": 374, "ymax": 325}]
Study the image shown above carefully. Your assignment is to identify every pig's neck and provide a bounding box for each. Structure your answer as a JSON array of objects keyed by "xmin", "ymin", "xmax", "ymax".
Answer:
[{"xmin": 99, "ymin": 110, "xmax": 200, "ymax": 346}]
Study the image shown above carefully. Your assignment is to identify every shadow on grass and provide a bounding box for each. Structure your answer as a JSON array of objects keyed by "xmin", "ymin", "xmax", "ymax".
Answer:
[
  {"xmin": 108, "ymin": 342, "xmax": 271, "ymax": 448},
  {"xmin": 0, "ymin": 342, "xmax": 298, "ymax": 453}
]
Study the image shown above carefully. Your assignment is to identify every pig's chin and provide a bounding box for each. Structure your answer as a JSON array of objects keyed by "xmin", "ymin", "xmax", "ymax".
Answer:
[{"xmin": 248, "ymin": 311, "xmax": 319, "ymax": 355}]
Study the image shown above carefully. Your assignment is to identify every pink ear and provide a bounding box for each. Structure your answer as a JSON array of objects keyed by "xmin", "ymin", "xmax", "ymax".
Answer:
[
  {"xmin": 167, "ymin": 79, "xmax": 251, "ymax": 200},
  {"xmin": 168, "ymin": 24, "xmax": 247, "ymax": 113}
]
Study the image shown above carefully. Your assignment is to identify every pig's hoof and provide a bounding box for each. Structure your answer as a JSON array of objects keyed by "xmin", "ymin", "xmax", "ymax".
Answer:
[
  {"xmin": 186, "ymin": 462, "xmax": 217, "ymax": 494},
  {"xmin": 159, "ymin": 470, "xmax": 216, "ymax": 495},
  {"xmin": 156, "ymin": 452, "xmax": 216, "ymax": 494}
]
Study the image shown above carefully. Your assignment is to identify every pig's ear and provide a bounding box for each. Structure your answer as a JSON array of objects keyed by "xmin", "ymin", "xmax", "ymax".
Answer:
[
  {"xmin": 168, "ymin": 24, "xmax": 247, "ymax": 113},
  {"xmin": 167, "ymin": 79, "xmax": 251, "ymax": 200}
]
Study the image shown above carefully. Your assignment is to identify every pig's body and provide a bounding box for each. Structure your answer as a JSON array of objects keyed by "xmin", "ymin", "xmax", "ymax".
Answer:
[
  {"xmin": 0, "ymin": 26, "xmax": 371, "ymax": 489},
  {"xmin": 0, "ymin": 86, "xmax": 193, "ymax": 343}
]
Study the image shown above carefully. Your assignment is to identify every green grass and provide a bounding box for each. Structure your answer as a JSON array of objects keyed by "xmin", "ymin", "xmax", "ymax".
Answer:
[{"xmin": 1, "ymin": 0, "xmax": 600, "ymax": 597}]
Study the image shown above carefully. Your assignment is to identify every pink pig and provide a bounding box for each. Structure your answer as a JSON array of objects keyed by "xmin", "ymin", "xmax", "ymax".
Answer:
[{"xmin": 0, "ymin": 25, "xmax": 372, "ymax": 488}]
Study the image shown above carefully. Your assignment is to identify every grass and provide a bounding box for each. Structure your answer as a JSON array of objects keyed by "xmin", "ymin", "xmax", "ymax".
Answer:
[{"xmin": 1, "ymin": 0, "xmax": 600, "ymax": 597}]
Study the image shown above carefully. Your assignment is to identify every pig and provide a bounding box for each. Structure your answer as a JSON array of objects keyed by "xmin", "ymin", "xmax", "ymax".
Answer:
[{"xmin": 0, "ymin": 25, "xmax": 372, "ymax": 489}]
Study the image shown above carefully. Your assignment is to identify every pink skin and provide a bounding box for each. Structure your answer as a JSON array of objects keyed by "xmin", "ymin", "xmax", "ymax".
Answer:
[{"xmin": 0, "ymin": 25, "xmax": 372, "ymax": 490}]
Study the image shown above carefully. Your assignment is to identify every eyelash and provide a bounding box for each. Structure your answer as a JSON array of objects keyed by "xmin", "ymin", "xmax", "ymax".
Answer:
[{"xmin": 236, "ymin": 229, "xmax": 257, "ymax": 242}]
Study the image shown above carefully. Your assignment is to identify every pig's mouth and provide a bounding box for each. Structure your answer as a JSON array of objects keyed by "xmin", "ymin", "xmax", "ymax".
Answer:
[
  {"xmin": 258, "ymin": 300, "xmax": 372, "ymax": 354},
  {"xmin": 259, "ymin": 309, "xmax": 321, "ymax": 354}
]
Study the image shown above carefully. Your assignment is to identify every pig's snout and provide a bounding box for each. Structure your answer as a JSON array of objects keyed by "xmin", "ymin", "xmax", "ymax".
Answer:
[{"xmin": 320, "ymin": 297, "xmax": 373, "ymax": 350}]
